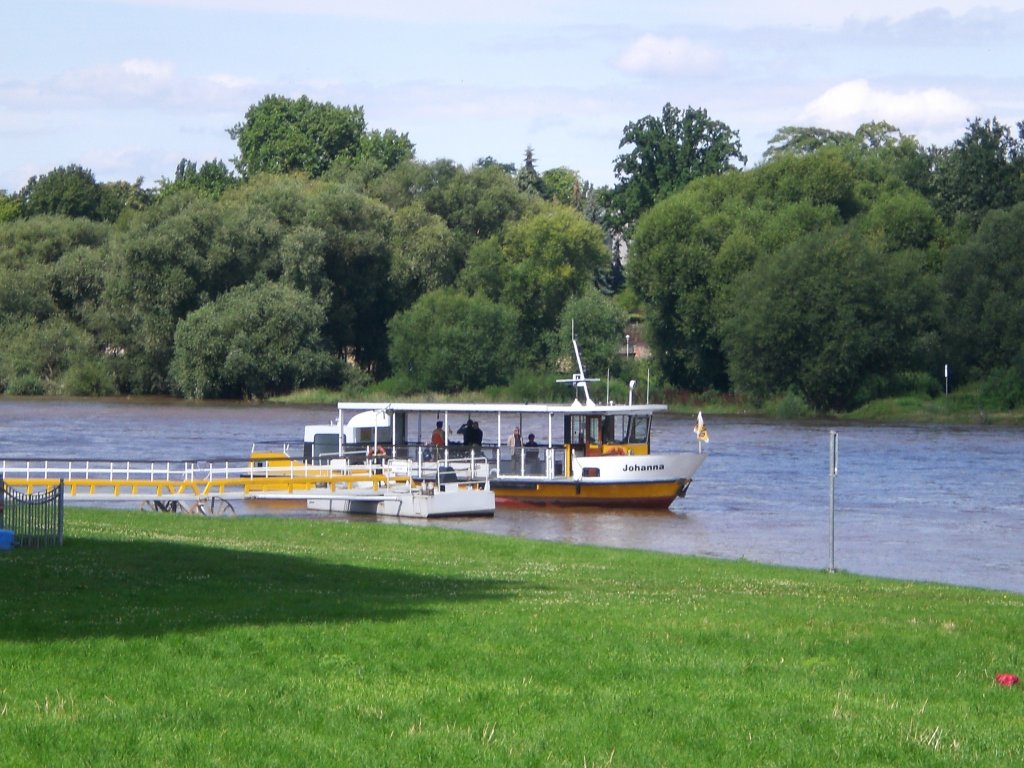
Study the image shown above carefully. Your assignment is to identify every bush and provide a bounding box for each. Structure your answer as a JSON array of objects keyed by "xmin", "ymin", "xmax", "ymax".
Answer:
[
  {"xmin": 768, "ymin": 390, "xmax": 812, "ymax": 419},
  {"xmin": 0, "ymin": 317, "xmax": 101, "ymax": 396},
  {"xmin": 388, "ymin": 288, "xmax": 521, "ymax": 392},
  {"xmin": 979, "ymin": 365, "xmax": 1024, "ymax": 410},
  {"xmin": 170, "ymin": 281, "xmax": 339, "ymax": 399},
  {"xmin": 853, "ymin": 370, "xmax": 939, "ymax": 406}
]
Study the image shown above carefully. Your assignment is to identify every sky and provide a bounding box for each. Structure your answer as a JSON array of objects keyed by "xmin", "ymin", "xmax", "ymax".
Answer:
[{"xmin": 3, "ymin": 0, "xmax": 1024, "ymax": 193}]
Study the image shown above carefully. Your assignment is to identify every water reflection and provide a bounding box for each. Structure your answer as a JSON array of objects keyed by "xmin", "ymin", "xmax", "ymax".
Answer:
[{"xmin": 1, "ymin": 400, "xmax": 1021, "ymax": 593}]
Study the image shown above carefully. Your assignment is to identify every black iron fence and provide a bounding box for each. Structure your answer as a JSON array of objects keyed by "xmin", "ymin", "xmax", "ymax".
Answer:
[{"xmin": 0, "ymin": 479, "xmax": 64, "ymax": 548}]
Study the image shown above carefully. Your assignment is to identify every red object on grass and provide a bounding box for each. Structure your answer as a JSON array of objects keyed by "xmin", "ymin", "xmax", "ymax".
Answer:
[{"xmin": 995, "ymin": 673, "xmax": 1019, "ymax": 686}]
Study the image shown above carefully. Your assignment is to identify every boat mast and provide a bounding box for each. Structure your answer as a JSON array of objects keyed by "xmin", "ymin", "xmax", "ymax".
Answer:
[{"xmin": 557, "ymin": 325, "xmax": 598, "ymax": 406}]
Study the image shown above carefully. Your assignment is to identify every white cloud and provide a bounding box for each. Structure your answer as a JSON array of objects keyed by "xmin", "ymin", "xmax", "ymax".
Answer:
[
  {"xmin": 800, "ymin": 79, "xmax": 973, "ymax": 136},
  {"xmin": 2, "ymin": 59, "xmax": 263, "ymax": 114},
  {"xmin": 120, "ymin": 58, "xmax": 175, "ymax": 80},
  {"xmin": 98, "ymin": 0, "xmax": 608, "ymax": 24},
  {"xmin": 54, "ymin": 59, "xmax": 177, "ymax": 104},
  {"xmin": 617, "ymin": 34, "xmax": 723, "ymax": 76},
  {"xmin": 206, "ymin": 73, "xmax": 260, "ymax": 91},
  {"xmin": 100, "ymin": 0, "xmax": 1024, "ymax": 28}
]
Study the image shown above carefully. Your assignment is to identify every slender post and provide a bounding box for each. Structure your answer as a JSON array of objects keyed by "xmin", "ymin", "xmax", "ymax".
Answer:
[{"xmin": 828, "ymin": 430, "xmax": 838, "ymax": 573}]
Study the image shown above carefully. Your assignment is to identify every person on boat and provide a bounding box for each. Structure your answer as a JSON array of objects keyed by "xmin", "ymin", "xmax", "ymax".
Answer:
[
  {"xmin": 507, "ymin": 426, "xmax": 522, "ymax": 450},
  {"xmin": 430, "ymin": 420, "xmax": 445, "ymax": 459},
  {"xmin": 524, "ymin": 433, "xmax": 539, "ymax": 463},
  {"xmin": 458, "ymin": 419, "xmax": 483, "ymax": 447},
  {"xmin": 469, "ymin": 420, "xmax": 483, "ymax": 447}
]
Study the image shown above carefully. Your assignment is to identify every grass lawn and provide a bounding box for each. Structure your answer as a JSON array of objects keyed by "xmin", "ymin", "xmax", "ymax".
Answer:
[{"xmin": 2, "ymin": 509, "xmax": 1022, "ymax": 766}]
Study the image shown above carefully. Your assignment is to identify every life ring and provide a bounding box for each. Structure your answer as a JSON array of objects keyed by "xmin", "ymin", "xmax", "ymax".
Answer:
[{"xmin": 606, "ymin": 447, "xmax": 626, "ymax": 456}]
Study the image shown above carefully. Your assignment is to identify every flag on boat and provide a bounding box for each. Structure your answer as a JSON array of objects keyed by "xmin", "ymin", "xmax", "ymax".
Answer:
[{"xmin": 694, "ymin": 411, "xmax": 709, "ymax": 443}]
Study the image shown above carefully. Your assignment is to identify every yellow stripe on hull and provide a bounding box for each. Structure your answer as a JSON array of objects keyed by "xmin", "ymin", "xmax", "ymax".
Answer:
[{"xmin": 492, "ymin": 479, "xmax": 687, "ymax": 509}]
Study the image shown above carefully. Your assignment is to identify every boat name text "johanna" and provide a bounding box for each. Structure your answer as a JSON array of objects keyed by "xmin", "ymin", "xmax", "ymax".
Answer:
[{"xmin": 624, "ymin": 463, "xmax": 666, "ymax": 472}]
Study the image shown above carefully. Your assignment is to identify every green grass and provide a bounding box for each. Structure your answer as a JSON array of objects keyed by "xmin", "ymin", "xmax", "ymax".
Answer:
[{"xmin": 2, "ymin": 509, "xmax": 1022, "ymax": 766}]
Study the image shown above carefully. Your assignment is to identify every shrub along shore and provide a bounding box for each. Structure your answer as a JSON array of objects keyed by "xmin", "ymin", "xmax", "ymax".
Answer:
[{"xmin": 2, "ymin": 509, "xmax": 1022, "ymax": 766}]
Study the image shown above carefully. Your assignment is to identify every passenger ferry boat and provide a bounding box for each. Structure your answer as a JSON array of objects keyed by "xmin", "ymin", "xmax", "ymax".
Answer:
[{"xmin": 294, "ymin": 341, "xmax": 706, "ymax": 510}]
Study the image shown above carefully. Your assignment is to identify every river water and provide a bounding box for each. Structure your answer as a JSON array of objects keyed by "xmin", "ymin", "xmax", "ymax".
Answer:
[{"xmin": 1, "ymin": 399, "xmax": 1021, "ymax": 594}]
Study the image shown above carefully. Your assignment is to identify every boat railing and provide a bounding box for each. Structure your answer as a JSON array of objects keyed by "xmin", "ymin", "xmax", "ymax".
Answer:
[
  {"xmin": 378, "ymin": 445, "xmax": 492, "ymax": 485},
  {"xmin": 382, "ymin": 444, "xmax": 558, "ymax": 481},
  {"xmin": 494, "ymin": 446, "xmax": 557, "ymax": 479}
]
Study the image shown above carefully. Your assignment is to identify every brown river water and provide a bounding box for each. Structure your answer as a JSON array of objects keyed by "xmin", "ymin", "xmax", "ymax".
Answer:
[{"xmin": 2, "ymin": 398, "xmax": 1022, "ymax": 594}]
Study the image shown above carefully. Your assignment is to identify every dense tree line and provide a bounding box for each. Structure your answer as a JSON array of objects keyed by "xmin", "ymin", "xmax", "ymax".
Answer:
[{"xmin": 1, "ymin": 96, "xmax": 1022, "ymax": 411}]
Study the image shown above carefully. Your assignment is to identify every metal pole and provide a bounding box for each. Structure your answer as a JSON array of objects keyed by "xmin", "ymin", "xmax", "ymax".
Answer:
[{"xmin": 828, "ymin": 430, "xmax": 838, "ymax": 573}]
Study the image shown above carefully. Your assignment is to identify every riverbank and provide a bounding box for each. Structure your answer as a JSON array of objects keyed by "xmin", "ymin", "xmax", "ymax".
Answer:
[{"xmin": 3, "ymin": 509, "xmax": 1022, "ymax": 766}]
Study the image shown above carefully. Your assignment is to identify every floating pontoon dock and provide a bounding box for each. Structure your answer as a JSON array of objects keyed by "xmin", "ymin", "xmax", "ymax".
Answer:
[{"xmin": 0, "ymin": 457, "xmax": 494, "ymax": 518}]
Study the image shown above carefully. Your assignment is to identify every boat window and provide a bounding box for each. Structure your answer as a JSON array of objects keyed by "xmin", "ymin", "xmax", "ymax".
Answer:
[
  {"xmin": 309, "ymin": 432, "xmax": 339, "ymax": 461},
  {"xmin": 564, "ymin": 415, "xmax": 592, "ymax": 445},
  {"xmin": 632, "ymin": 415, "xmax": 650, "ymax": 443},
  {"xmin": 602, "ymin": 416, "xmax": 615, "ymax": 443}
]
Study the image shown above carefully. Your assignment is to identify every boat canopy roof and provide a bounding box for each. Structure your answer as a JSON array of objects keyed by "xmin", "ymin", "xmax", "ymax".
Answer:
[{"xmin": 336, "ymin": 400, "xmax": 667, "ymax": 418}]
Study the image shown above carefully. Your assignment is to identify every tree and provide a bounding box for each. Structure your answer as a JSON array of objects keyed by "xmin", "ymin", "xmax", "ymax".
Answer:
[
  {"xmin": 762, "ymin": 126, "xmax": 853, "ymax": 160},
  {"xmin": 358, "ymin": 128, "xmax": 415, "ymax": 171},
  {"xmin": 516, "ymin": 146, "xmax": 543, "ymax": 195},
  {"xmin": 0, "ymin": 190, "xmax": 23, "ymax": 222},
  {"xmin": 277, "ymin": 224, "xmax": 331, "ymax": 308},
  {"xmin": 51, "ymin": 244, "xmax": 109, "ymax": 323},
  {"xmin": 99, "ymin": 193, "xmax": 219, "ymax": 393},
  {"xmin": 931, "ymin": 117, "xmax": 1024, "ymax": 229},
  {"xmin": 547, "ymin": 287, "xmax": 628, "ymax": 376},
  {"xmin": 720, "ymin": 228, "xmax": 939, "ymax": 411},
  {"xmin": 0, "ymin": 213, "xmax": 109, "ymax": 266},
  {"xmin": 427, "ymin": 162, "xmax": 533, "ymax": 241},
  {"xmin": 604, "ymin": 103, "xmax": 746, "ymax": 231},
  {"xmin": 387, "ymin": 204, "xmax": 458, "ymax": 308},
  {"xmin": 941, "ymin": 202, "xmax": 1024, "ymax": 379},
  {"xmin": 628, "ymin": 194, "xmax": 726, "ymax": 390},
  {"xmin": 161, "ymin": 159, "xmax": 238, "ymax": 198},
  {"xmin": 860, "ymin": 187, "xmax": 939, "ymax": 253},
  {"xmin": 388, "ymin": 287, "xmax": 520, "ymax": 391},
  {"xmin": 468, "ymin": 207, "xmax": 608, "ymax": 356},
  {"xmin": 474, "ymin": 156, "xmax": 516, "ymax": 174},
  {"xmin": 170, "ymin": 281, "xmax": 338, "ymax": 399},
  {"xmin": 304, "ymin": 184, "xmax": 393, "ymax": 372},
  {"xmin": 96, "ymin": 178, "xmax": 152, "ymax": 222},
  {"xmin": 0, "ymin": 316, "xmax": 110, "ymax": 396},
  {"xmin": 541, "ymin": 167, "xmax": 585, "ymax": 208},
  {"xmin": 229, "ymin": 95, "xmax": 367, "ymax": 179},
  {"xmin": 763, "ymin": 122, "xmax": 930, "ymax": 194},
  {"xmin": 19, "ymin": 165, "xmax": 102, "ymax": 220},
  {"xmin": 0, "ymin": 261, "xmax": 54, "ymax": 321}
]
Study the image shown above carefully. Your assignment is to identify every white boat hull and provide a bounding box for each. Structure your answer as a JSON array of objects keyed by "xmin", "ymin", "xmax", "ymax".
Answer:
[{"xmin": 305, "ymin": 485, "xmax": 494, "ymax": 518}]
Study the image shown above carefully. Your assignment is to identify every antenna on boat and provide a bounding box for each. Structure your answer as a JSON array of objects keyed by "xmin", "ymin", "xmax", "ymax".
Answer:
[{"xmin": 556, "ymin": 322, "xmax": 598, "ymax": 406}]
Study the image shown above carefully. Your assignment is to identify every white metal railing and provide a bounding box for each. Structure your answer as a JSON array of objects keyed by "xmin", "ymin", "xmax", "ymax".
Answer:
[{"xmin": 0, "ymin": 456, "xmax": 383, "ymax": 502}]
